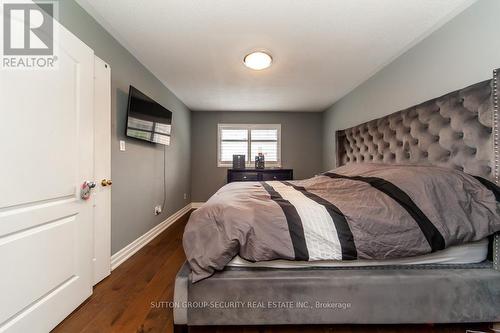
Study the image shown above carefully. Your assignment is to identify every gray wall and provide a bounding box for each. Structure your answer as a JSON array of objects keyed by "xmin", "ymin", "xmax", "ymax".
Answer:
[
  {"xmin": 322, "ymin": 0, "xmax": 500, "ymax": 170},
  {"xmin": 55, "ymin": 1, "xmax": 191, "ymax": 254},
  {"xmin": 191, "ymin": 111, "xmax": 323, "ymax": 201}
]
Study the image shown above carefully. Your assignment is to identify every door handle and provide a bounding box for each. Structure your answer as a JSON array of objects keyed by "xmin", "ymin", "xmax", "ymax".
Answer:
[{"xmin": 101, "ymin": 179, "xmax": 112, "ymax": 186}]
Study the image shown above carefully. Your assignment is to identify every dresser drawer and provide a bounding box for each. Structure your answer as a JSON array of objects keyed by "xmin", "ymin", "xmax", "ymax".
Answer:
[
  {"xmin": 229, "ymin": 172, "xmax": 259, "ymax": 182},
  {"xmin": 262, "ymin": 172, "xmax": 292, "ymax": 181}
]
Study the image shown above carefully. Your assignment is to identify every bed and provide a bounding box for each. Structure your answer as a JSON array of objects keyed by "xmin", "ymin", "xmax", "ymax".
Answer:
[{"xmin": 174, "ymin": 69, "xmax": 500, "ymax": 332}]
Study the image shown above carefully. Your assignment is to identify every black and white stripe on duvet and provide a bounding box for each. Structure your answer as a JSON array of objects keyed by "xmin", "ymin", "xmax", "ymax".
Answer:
[
  {"xmin": 260, "ymin": 182, "xmax": 309, "ymax": 260},
  {"xmin": 281, "ymin": 181, "xmax": 357, "ymax": 260},
  {"xmin": 261, "ymin": 181, "xmax": 357, "ymax": 261},
  {"xmin": 323, "ymin": 172, "xmax": 446, "ymax": 252}
]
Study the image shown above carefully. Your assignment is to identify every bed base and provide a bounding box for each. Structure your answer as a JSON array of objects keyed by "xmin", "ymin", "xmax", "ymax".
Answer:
[
  {"xmin": 174, "ymin": 261, "xmax": 500, "ymax": 327},
  {"xmin": 173, "ymin": 324, "xmax": 500, "ymax": 332}
]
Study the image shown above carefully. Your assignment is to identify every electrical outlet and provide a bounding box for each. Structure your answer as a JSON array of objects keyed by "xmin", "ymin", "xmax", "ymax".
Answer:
[
  {"xmin": 119, "ymin": 140, "xmax": 126, "ymax": 151},
  {"xmin": 184, "ymin": 193, "xmax": 187, "ymax": 200},
  {"xmin": 154, "ymin": 205, "xmax": 162, "ymax": 215}
]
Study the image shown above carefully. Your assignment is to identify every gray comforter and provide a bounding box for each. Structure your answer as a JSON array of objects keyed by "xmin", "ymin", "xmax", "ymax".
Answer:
[{"xmin": 183, "ymin": 163, "xmax": 500, "ymax": 282}]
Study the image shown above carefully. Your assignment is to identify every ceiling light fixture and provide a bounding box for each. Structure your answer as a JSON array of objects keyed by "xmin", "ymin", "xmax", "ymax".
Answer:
[{"xmin": 243, "ymin": 51, "xmax": 272, "ymax": 70}]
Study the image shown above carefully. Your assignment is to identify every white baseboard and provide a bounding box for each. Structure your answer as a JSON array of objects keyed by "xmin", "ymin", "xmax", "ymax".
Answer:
[
  {"xmin": 110, "ymin": 203, "xmax": 194, "ymax": 270},
  {"xmin": 190, "ymin": 202, "xmax": 205, "ymax": 208}
]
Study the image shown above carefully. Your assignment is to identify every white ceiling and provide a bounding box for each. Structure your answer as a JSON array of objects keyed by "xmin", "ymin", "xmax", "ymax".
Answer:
[{"xmin": 76, "ymin": 0, "xmax": 476, "ymax": 112}]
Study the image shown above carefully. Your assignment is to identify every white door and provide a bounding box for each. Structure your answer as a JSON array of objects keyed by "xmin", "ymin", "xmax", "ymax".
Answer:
[
  {"xmin": 0, "ymin": 8, "xmax": 95, "ymax": 333},
  {"xmin": 93, "ymin": 56, "xmax": 111, "ymax": 285}
]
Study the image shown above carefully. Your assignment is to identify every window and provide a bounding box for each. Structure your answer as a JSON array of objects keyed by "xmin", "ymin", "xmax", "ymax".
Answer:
[{"xmin": 217, "ymin": 124, "xmax": 281, "ymax": 167}]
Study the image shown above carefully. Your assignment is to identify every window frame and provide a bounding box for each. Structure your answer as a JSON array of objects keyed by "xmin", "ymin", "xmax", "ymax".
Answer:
[{"xmin": 217, "ymin": 123, "xmax": 282, "ymax": 168}]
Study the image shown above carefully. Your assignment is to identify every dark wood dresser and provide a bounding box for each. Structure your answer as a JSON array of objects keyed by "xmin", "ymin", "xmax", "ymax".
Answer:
[{"xmin": 227, "ymin": 168, "xmax": 293, "ymax": 183}]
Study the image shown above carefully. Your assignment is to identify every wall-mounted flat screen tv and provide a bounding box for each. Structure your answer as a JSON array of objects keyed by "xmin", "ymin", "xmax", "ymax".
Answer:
[{"xmin": 126, "ymin": 86, "xmax": 172, "ymax": 146}]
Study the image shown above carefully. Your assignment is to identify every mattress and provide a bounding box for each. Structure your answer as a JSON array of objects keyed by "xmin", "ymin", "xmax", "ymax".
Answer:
[{"xmin": 227, "ymin": 239, "xmax": 489, "ymax": 268}]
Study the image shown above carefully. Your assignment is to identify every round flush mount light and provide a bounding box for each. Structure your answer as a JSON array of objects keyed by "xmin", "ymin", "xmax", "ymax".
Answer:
[{"xmin": 243, "ymin": 51, "xmax": 273, "ymax": 70}]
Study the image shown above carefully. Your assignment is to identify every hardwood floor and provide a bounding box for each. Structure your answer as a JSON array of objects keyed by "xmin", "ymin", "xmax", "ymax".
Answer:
[{"xmin": 53, "ymin": 211, "xmax": 492, "ymax": 333}]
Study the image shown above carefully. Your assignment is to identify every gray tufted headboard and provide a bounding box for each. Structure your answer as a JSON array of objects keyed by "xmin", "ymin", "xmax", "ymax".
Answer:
[
  {"xmin": 336, "ymin": 69, "xmax": 500, "ymax": 270},
  {"xmin": 336, "ymin": 70, "xmax": 499, "ymax": 184}
]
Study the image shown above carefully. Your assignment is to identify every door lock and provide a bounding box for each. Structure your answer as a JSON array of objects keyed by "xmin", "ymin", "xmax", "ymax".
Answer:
[{"xmin": 80, "ymin": 181, "xmax": 96, "ymax": 200}]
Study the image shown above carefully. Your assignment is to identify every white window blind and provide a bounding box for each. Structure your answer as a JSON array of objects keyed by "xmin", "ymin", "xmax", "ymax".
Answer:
[{"xmin": 218, "ymin": 124, "xmax": 281, "ymax": 167}]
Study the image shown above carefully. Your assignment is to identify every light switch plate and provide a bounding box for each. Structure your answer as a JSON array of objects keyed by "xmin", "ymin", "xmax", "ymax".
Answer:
[{"xmin": 119, "ymin": 140, "xmax": 126, "ymax": 151}]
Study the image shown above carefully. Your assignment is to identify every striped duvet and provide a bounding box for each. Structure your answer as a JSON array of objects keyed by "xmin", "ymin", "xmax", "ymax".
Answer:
[{"xmin": 183, "ymin": 163, "xmax": 500, "ymax": 282}]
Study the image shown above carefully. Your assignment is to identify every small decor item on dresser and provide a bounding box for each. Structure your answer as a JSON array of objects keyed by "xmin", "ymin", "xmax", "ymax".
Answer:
[
  {"xmin": 232, "ymin": 154, "xmax": 246, "ymax": 169},
  {"xmin": 255, "ymin": 153, "xmax": 265, "ymax": 169}
]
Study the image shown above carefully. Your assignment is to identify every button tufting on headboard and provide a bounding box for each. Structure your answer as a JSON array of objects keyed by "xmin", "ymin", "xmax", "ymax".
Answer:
[{"xmin": 335, "ymin": 77, "xmax": 497, "ymax": 182}]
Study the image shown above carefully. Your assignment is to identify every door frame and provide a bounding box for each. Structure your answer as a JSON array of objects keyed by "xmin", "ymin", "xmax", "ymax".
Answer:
[{"xmin": 92, "ymin": 55, "xmax": 112, "ymax": 285}]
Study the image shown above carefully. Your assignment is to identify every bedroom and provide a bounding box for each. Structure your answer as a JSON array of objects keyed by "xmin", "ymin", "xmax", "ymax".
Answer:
[{"xmin": 0, "ymin": 0, "xmax": 499, "ymax": 332}]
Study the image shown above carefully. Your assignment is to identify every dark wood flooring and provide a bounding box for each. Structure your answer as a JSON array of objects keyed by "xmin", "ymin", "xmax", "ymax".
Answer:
[{"xmin": 53, "ymin": 210, "xmax": 493, "ymax": 333}]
